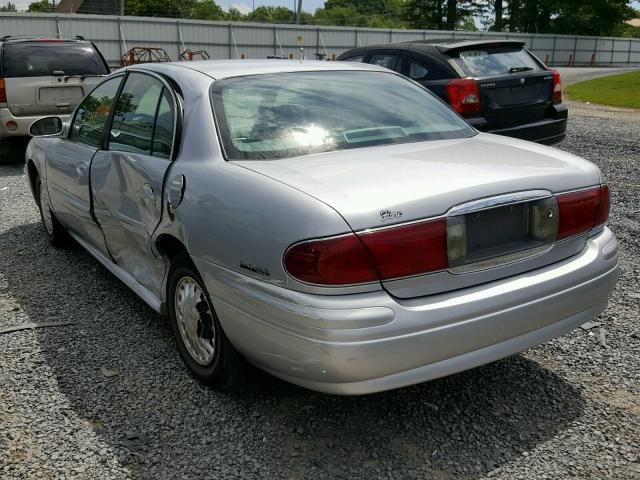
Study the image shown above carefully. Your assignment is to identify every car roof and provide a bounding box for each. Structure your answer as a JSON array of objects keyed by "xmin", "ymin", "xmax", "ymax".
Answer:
[
  {"xmin": 127, "ymin": 59, "xmax": 387, "ymax": 80},
  {"xmin": 341, "ymin": 39, "xmax": 526, "ymax": 57}
]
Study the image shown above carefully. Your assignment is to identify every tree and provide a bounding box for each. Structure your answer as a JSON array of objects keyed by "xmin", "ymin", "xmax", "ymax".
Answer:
[
  {"xmin": 192, "ymin": 0, "xmax": 225, "ymax": 20},
  {"xmin": 0, "ymin": 2, "xmax": 17, "ymax": 12},
  {"xmin": 246, "ymin": 6, "xmax": 294, "ymax": 23},
  {"xmin": 404, "ymin": 0, "xmax": 475, "ymax": 30},
  {"xmin": 125, "ymin": 0, "xmax": 196, "ymax": 18},
  {"xmin": 27, "ymin": 0, "xmax": 54, "ymax": 12}
]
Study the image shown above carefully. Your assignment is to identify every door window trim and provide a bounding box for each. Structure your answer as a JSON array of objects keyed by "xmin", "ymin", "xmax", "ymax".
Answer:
[{"xmin": 105, "ymin": 70, "xmax": 181, "ymax": 161}]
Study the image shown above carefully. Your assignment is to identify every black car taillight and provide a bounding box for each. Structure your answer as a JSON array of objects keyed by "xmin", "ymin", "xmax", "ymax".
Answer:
[
  {"xmin": 445, "ymin": 78, "xmax": 481, "ymax": 115},
  {"xmin": 552, "ymin": 69, "xmax": 562, "ymax": 104},
  {"xmin": 0, "ymin": 78, "xmax": 6, "ymax": 103}
]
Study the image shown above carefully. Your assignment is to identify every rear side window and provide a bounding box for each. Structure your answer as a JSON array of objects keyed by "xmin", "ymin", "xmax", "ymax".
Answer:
[
  {"xmin": 342, "ymin": 55, "xmax": 365, "ymax": 63},
  {"xmin": 368, "ymin": 53, "xmax": 401, "ymax": 72},
  {"xmin": 407, "ymin": 57, "xmax": 451, "ymax": 81},
  {"xmin": 109, "ymin": 73, "xmax": 174, "ymax": 158},
  {"xmin": 451, "ymin": 47, "xmax": 541, "ymax": 77},
  {"xmin": 2, "ymin": 42, "xmax": 108, "ymax": 78}
]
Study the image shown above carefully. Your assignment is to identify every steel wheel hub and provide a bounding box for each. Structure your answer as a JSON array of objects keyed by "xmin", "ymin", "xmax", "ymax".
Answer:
[{"xmin": 174, "ymin": 276, "xmax": 216, "ymax": 366}]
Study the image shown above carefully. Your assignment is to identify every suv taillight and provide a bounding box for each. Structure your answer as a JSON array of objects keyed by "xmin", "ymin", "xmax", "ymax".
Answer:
[
  {"xmin": 445, "ymin": 78, "xmax": 481, "ymax": 115},
  {"xmin": 557, "ymin": 185, "xmax": 609, "ymax": 240},
  {"xmin": 0, "ymin": 79, "xmax": 6, "ymax": 103},
  {"xmin": 552, "ymin": 69, "xmax": 562, "ymax": 104}
]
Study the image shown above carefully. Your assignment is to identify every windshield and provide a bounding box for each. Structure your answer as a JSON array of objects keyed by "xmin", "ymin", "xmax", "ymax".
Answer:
[
  {"xmin": 211, "ymin": 71, "xmax": 475, "ymax": 160},
  {"xmin": 2, "ymin": 42, "xmax": 109, "ymax": 78},
  {"xmin": 451, "ymin": 47, "xmax": 542, "ymax": 77}
]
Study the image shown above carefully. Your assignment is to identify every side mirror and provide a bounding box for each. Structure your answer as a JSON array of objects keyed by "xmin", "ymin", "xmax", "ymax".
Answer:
[{"xmin": 30, "ymin": 117, "xmax": 63, "ymax": 137}]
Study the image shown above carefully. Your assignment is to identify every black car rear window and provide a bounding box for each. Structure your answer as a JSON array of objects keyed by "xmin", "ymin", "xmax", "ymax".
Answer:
[
  {"xmin": 450, "ymin": 46, "xmax": 542, "ymax": 77},
  {"xmin": 2, "ymin": 42, "xmax": 108, "ymax": 78}
]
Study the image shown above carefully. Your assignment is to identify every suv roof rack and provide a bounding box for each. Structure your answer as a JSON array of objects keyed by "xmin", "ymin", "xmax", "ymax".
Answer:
[{"xmin": 1, "ymin": 34, "xmax": 85, "ymax": 42}]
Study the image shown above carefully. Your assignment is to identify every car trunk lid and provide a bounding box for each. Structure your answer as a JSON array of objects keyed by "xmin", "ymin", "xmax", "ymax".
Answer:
[
  {"xmin": 477, "ymin": 71, "xmax": 555, "ymax": 127},
  {"xmin": 235, "ymin": 134, "xmax": 603, "ymax": 298}
]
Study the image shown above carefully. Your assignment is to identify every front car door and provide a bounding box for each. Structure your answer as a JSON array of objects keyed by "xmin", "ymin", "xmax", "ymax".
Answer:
[
  {"xmin": 45, "ymin": 74, "xmax": 124, "ymax": 254},
  {"xmin": 90, "ymin": 71, "xmax": 178, "ymax": 294}
]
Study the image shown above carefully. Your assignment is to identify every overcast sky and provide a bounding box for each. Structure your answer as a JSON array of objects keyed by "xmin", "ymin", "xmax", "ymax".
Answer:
[{"xmin": 1, "ymin": 0, "xmax": 639, "ymax": 16}]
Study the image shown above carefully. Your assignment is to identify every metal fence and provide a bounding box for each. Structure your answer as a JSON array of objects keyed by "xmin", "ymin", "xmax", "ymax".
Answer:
[{"xmin": 1, "ymin": 12, "xmax": 639, "ymax": 67}]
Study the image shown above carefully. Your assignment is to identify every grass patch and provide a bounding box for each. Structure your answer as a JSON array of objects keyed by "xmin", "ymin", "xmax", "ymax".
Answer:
[{"xmin": 565, "ymin": 71, "xmax": 640, "ymax": 109}]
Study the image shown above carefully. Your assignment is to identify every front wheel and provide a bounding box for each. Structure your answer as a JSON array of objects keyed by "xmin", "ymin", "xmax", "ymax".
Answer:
[
  {"xmin": 167, "ymin": 253, "xmax": 236, "ymax": 388},
  {"xmin": 36, "ymin": 176, "xmax": 72, "ymax": 248}
]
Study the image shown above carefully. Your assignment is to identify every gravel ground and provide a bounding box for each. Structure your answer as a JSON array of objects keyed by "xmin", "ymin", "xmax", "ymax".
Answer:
[{"xmin": 1, "ymin": 112, "xmax": 639, "ymax": 479}]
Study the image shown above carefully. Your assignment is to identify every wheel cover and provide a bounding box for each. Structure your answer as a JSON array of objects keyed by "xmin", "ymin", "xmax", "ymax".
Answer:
[
  {"xmin": 38, "ymin": 181, "xmax": 54, "ymax": 236},
  {"xmin": 174, "ymin": 276, "xmax": 216, "ymax": 366}
]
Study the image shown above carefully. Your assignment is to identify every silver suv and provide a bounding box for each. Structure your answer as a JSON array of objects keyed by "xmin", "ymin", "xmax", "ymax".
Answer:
[{"xmin": 0, "ymin": 35, "xmax": 109, "ymax": 163}]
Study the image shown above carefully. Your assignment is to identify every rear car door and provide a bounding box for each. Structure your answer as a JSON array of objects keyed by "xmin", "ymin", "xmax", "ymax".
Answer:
[
  {"xmin": 1, "ymin": 40, "xmax": 109, "ymax": 117},
  {"xmin": 90, "ymin": 71, "xmax": 178, "ymax": 293},
  {"xmin": 447, "ymin": 45, "xmax": 555, "ymax": 128},
  {"xmin": 45, "ymin": 75, "xmax": 124, "ymax": 254}
]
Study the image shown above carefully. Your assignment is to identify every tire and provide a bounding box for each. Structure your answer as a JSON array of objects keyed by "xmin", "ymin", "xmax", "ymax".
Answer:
[
  {"xmin": 167, "ymin": 252, "xmax": 237, "ymax": 389},
  {"xmin": 35, "ymin": 176, "xmax": 73, "ymax": 248}
]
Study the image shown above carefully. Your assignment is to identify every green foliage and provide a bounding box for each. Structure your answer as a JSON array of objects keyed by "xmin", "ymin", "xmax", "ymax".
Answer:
[
  {"xmin": 246, "ymin": 6, "xmax": 295, "ymax": 23},
  {"xmin": 0, "ymin": 2, "xmax": 17, "ymax": 12},
  {"xmin": 566, "ymin": 71, "xmax": 640, "ymax": 109},
  {"xmin": 39, "ymin": 0, "xmax": 634, "ymax": 37},
  {"xmin": 191, "ymin": 0, "xmax": 225, "ymax": 20},
  {"xmin": 27, "ymin": 0, "xmax": 54, "ymax": 13}
]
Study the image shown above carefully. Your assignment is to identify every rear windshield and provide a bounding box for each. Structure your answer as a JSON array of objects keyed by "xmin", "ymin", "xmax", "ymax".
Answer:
[
  {"xmin": 2, "ymin": 42, "xmax": 108, "ymax": 78},
  {"xmin": 451, "ymin": 47, "xmax": 541, "ymax": 77},
  {"xmin": 211, "ymin": 71, "xmax": 475, "ymax": 161}
]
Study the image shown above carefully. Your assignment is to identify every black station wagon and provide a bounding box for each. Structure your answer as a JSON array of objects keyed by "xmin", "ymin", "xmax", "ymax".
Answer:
[{"xmin": 338, "ymin": 39, "xmax": 567, "ymax": 145}]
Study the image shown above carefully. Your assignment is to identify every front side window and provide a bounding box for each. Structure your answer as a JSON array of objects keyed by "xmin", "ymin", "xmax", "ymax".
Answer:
[
  {"xmin": 109, "ymin": 73, "xmax": 174, "ymax": 158},
  {"xmin": 451, "ymin": 47, "xmax": 542, "ymax": 77},
  {"xmin": 211, "ymin": 71, "xmax": 475, "ymax": 161},
  {"xmin": 70, "ymin": 76, "xmax": 122, "ymax": 148},
  {"xmin": 3, "ymin": 42, "xmax": 108, "ymax": 78}
]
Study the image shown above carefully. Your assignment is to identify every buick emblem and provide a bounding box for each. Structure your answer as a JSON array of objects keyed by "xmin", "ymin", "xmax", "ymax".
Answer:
[
  {"xmin": 380, "ymin": 209, "xmax": 402, "ymax": 222},
  {"xmin": 520, "ymin": 78, "xmax": 526, "ymax": 85}
]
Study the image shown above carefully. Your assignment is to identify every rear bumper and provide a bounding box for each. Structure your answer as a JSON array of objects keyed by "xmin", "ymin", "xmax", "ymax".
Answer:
[
  {"xmin": 194, "ymin": 227, "xmax": 618, "ymax": 395},
  {"xmin": 0, "ymin": 108, "xmax": 70, "ymax": 141},
  {"xmin": 468, "ymin": 103, "xmax": 568, "ymax": 146}
]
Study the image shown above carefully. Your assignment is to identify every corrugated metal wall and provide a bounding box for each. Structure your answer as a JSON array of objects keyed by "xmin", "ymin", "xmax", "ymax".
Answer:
[{"xmin": 1, "ymin": 12, "xmax": 639, "ymax": 67}]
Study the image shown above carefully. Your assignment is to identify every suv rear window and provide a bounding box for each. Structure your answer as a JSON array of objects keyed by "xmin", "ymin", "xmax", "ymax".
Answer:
[
  {"xmin": 2, "ymin": 42, "xmax": 108, "ymax": 78},
  {"xmin": 451, "ymin": 47, "xmax": 541, "ymax": 77}
]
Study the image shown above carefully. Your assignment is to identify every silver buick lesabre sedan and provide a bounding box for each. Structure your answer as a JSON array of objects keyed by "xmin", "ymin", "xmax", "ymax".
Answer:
[{"xmin": 25, "ymin": 60, "xmax": 618, "ymax": 395}]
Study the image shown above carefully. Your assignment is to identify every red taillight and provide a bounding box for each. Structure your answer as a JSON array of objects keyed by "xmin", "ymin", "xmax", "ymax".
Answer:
[
  {"xmin": 0, "ymin": 79, "xmax": 6, "ymax": 103},
  {"xmin": 284, "ymin": 233, "xmax": 378, "ymax": 285},
  {"xmin": 445, "ymin": 78, "xmax": 481, "ymax": 115},
  {"xmin": 284, "ymin": 219, "xmax": 449, "ymax": 285},
  {"xmin": 552, "ymin": 69, "xmax": 562, "ymax": 104},
  {"xmin": 358, "ymin": 219, "xmax": 448, "ymax": 280},
  {"xmin": 557, "ymin": 185, "xmax": 609, "ymax": 240}
]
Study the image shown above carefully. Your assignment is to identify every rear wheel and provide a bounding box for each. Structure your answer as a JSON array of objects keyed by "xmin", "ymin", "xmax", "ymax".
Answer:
[
  {"xmin": 167, "ymin": 252, "xmax": 237, "ymax": 389},
  {"xmin": 35, "ymin": 176, "xmax": 72, "ymax": 248}
]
